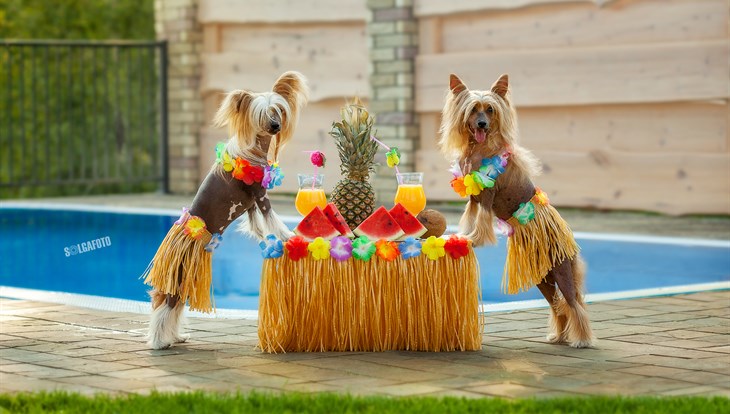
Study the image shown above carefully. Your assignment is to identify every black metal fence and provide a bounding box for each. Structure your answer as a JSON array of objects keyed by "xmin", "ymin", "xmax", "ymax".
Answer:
[{"xmin": 0, "ymin": 40, "xmax": 168, "ymax": 197}]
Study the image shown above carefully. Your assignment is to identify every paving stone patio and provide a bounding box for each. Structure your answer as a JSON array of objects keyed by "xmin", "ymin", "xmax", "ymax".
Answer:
[{"xmin": 1, "ymin": 291, "xmax": 728, "ymax": 398}]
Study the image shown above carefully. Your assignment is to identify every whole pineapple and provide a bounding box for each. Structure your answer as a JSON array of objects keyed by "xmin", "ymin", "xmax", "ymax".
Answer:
[{"xmin": 329, "ymin": 100, "xmax": 379, "ymax": 230}]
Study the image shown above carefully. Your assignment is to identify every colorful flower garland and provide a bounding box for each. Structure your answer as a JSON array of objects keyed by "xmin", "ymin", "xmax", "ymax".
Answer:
[
  {"xmin": 450, "ymin": 152, "xmax": 510, "ymax": 197},
  {"xmin": 216, "ymin": 142, "xmax": 283, "ymax": 189},
  {"xmin": 263, "ymin": 234, "xmax": 472, "ymax": 262}
]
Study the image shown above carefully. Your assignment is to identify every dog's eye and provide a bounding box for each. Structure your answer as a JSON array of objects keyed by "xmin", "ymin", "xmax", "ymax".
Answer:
[{"xmin": 486, "ymin": 106, "xmax": 493, "ymax": 114}]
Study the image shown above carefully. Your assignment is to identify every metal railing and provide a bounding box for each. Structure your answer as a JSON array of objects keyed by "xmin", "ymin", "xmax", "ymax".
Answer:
[{"xmin": 0, "ymin": 40, "xmax": 168, "ymax": 196}]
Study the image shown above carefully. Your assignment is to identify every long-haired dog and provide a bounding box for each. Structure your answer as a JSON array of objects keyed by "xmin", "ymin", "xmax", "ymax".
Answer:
[
  {"xmin": 146, "ymin": 71, "xmax": 308, "ymax": 349},
  {"xmin": 439, "ymin": 73, "xmax": 594, "ymax": 348}
]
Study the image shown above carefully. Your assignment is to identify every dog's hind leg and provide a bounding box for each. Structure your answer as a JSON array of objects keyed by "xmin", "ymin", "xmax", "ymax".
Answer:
[
  {"xmin": 148, "ymin": 291, "xmax": 188, "ymax": 350},
  {"xmin": 552, "ymin": 257, "xmax": 594, "ymax": 348},
  {"xmin": 536, "ymin": 274, "xmax": 567, "ymax": 344}
]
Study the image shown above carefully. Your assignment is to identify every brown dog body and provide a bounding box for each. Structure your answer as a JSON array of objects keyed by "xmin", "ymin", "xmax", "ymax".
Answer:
[{"xmin": 440, "ymin": 74, "xmax": 594, "ymax": 348}]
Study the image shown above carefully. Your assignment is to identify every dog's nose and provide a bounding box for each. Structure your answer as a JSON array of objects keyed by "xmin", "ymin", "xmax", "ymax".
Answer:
[
  {"xmin": 270, "ymin": 121, "xmax": 280, "ymax": 132},
  {"xmin": 477, "ymin": 120, "xmax": 487, "ymax": 129}
]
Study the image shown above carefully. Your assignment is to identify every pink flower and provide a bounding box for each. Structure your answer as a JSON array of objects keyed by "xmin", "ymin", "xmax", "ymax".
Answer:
[{"xmin": 310, "ymin": 151, "xmax": 326, "ymax": 167}]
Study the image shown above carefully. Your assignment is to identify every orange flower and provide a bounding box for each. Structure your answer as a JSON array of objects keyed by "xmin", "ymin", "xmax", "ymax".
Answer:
[
  {"xmin": 375, "ymin": 239, "xmax": 399, "ymax": 261},
  {"xmin": 534, "ymin": 188, "xmax": 550, "ymax": 205},
  {"xmin": 450, "ymin": 177, "xmax": 467, "ymax": 198},
  {"xmin": 232, "ymin": 158, "xmax": 264, "ymax": 185}
]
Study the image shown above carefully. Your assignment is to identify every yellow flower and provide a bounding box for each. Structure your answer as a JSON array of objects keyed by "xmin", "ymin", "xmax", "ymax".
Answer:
[
  {"xmin": 463, "ymin": 173, "xmax": 483, "ymax": 196},
  {"xmin": 184, "ymin": 216, "xmax": 207, "ymax": 240},
  {"xmin": 307, "ymin": 237, "xmax": 331, "ymax": 260},
  {"xmin": 221, "ymin": 151, "xmax": 234, "ymax": 172},
  {"xmin": 421, "ymin": 236, "xmax": 446, "ymax": 260}
]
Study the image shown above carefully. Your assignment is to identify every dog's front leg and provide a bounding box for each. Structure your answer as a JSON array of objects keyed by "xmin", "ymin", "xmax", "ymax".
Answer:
[
  {"xmin": 252, "ymin": 186, "xmax": 294, "ymax": 240},
  {"xmin": 460, "ymin": 190, "xmax": 496, "ymax": 246}
]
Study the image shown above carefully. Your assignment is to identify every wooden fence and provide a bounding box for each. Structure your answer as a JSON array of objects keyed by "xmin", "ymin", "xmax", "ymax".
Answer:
[{"xmin": 196, "ymin": 0, "xmax": 729, "ymax": 215}]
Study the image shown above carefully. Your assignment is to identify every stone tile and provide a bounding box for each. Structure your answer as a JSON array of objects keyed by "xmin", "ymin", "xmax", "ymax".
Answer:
[
  {"xmin": 661, "ymin": 385, "xmax": 730, "ymax": 397},
  {"xmin": 466, "ymin": 381, "xmax": 548, "ymax": 398},
  {"xmin": 369, "ymin": 382, "xmax": 447, "ymax": 396},
  {"xmin": 616, "ymin": 365, "xmax": 729, "ymax": 385},
  {"xmin": 104, "ymin": 367, "xmax": 174, "ymax": 379}
]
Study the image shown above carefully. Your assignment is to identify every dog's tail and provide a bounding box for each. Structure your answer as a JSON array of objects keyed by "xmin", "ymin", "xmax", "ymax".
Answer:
[
  {"xmin": 238, "ymin": 194, "xmax": 293, "ymax": 241},
  {"xmin": 459, "ymin": 198, "xmax": 496, "ymax": 246}
]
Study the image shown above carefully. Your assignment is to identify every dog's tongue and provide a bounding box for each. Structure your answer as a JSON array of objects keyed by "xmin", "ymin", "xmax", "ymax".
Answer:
[{"xmin": 475, "ymin": 130, "xmax": 486, "ymax": 143}]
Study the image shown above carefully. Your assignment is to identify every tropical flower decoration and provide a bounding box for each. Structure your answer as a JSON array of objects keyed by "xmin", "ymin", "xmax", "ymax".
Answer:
[
  {"xmin": 205, "ymin": 233, "xmax": 223, "ymax": 252},
  {"xmin": 513, "ymin": 201, "xmax": 536, "ymax": 225},
  {"xmin": 398, "ymin": 237, "xmax": 422, "ymax": 259},
  {"xmin": 329, "ymin": 236, "xmax": 353, "ymax": 262},
  {"xmin": 310, "ymin": 151, "xmax": 326, "ymax": 167},
  {"xmin": 534, "ymin": 188, "xmax": 549, "ymax": 205},
  {"xmin": 385, "ymin": 147, "xmax": 400, "ymax": 168},
  {"xmin": 259, "ymin": 234, "xmax": 284, "ymax": 259},
  {"xmin": 449, "ymin": 163, "xmax": 467, "ymax": 198},
  {"xmin": 308, "ymin": 237, "xmax": 331, "ymax": 260},
  {"xmin": 285, "ymin": 236, "xmax": 309, "ymax": 261},
  {"xmin": 351, "ymin": 236, "xmax": 376, "ymax": 261},
  {"xmin": 174, "ymin": 207, "xmax": 190, "ymax": 225},
  {"xmin": 494, "ymin": 217, "xmax": 514, "ymax": 237},
  {"xmin": 183, "ymin": 216, "xmax": 207, "ymax": 240},
  {"xmin": 444, "ymin": 235, "xmax": 470, "ymax": 259},
  {"xmin": 375, "ymin": 239, "xmax": 399, "ymax": 261},
  {"xmin": 422, "ymin": 236, "xmax": 446, "ymax": 260},
  {"xmin": 262, "ymin": 162, "xmax": 284, "ymax": 190},
  {"xmin": 232, "ymin": 158, "xmax": 265, "ymax": 185},
  {"xmin": 463, "ymin": 174, "xmax": 482, "ymax": 196},
  {"xmin": 215, "ymin": 142, "xmax": 234, "ymax": 173}
]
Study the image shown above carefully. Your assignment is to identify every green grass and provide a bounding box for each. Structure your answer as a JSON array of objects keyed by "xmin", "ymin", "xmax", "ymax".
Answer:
[{"xmin": 0, "ymin": 391, "xmax": 727, "ymax": 414}]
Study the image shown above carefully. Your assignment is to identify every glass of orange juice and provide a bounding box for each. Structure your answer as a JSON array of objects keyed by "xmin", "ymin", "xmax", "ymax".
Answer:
[
  {"xmin": 394, "ymin": 172, "xmax": 426, "ymax": 215},
  {"xmin": 295, "ymin": 173, "xmax": 327, "ymax": 216}
]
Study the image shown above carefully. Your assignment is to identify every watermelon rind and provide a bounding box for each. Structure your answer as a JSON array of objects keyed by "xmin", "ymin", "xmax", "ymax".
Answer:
[
  {"xmin": 294, "ymin": 206, "xmax": 341, "ymax": 241},
  {"xmin": 353, "ymin": 206, "xmax": 405, "ymax": 241},
  {"xmin": 388, "ymin": 203, "xmax": 428, "ymax": 240},
  {"xmin": 322, "ymin": 203, "xmax": 355, "ymax": 238}
]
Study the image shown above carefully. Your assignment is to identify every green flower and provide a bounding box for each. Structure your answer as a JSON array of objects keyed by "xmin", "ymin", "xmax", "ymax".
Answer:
[
  {"xmin": 352, "ymin": 236, "xmax": 376, "ymax": 261},
  {"xmin": 513, "ymin": 202, "xmax": 535, "ymax": 225}
]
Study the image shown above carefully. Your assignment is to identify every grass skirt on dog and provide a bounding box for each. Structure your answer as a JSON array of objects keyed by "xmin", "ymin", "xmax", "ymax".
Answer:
[
  {"xmin": 258, "ymin": 251, "xmax": 484, "ymax": 353},
  {"xmin": 504, "ymin": 203, "xmax": 579, "ymax": 294},
  {"xmin": 142, "ymin": 224, "xmax": 214, "ymax": 313}
]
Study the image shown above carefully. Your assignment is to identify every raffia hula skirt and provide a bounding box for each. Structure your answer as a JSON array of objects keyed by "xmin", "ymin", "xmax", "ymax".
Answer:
[
  {"xmin": 503, "ymin": 201, "xmax": 580, "ymax": 295},
  {"xmin": 258, "ymin": 250, "xmax": 484, "ymax": 353},
  {"xmin": 142, "ymin": 222, "xmax": 215, "ymax": 313}
]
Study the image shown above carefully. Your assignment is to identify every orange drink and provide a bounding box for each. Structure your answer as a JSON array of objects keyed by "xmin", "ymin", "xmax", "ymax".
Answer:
[
  {"xmin": 295, "ymin": 174, "xmax": 327, "ymax": 216},
  {"xmin": 394, "ymin": 173, "xmax": 426, "ymax": 215}
]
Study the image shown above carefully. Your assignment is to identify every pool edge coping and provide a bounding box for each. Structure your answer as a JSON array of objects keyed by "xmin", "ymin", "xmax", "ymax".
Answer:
[{"xmin": 2, "ymin": 282, "xmax": 728, "ymax": 320}]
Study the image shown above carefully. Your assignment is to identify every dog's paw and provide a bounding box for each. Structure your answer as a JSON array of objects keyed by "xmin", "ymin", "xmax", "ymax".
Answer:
[
  {"xmin": 546, "ymin": 333, "xmax": 565, "ymax": 344},
  {"xmin": 173, "ymin": 333, "xmax": 190, "ymax": 343},
  {"xmin": 568, "ymin": 339, "xmax": 594, "ymax": 349},
  {"xmin": 148, "ymin": 338, "xmax": 172, "ymax": 350}
]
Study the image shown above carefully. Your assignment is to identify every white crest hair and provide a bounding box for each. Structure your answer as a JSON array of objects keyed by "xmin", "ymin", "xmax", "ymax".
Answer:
[{"xmin": 212, "ymin": 71, "xmax": 309, "ymax": 163}]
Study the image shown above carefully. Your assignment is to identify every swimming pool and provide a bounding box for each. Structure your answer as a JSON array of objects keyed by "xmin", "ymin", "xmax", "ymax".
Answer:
[{"xmin": 1, "ymin": 204, "xmax": 728, "ymax": 314}]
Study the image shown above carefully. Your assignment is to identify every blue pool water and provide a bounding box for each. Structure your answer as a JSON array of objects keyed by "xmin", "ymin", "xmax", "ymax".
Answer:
[{"xmin": 1, "ymin": 207, "xmax": 728, "ymax": 309}]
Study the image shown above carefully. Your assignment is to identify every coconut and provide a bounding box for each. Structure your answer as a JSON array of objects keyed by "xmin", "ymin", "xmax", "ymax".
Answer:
[{"xmin": 416, "ymin": 209, "xmax": 447, "ymax": 238}]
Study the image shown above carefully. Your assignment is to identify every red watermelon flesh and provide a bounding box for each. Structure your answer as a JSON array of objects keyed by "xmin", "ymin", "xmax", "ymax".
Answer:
[
  {"xmin": 353, "ymin": 206, "xmax": 405, "ymax": 241},
  {"xmin": 388, "ymin": 203, "xmax": 428, "ymax": 239},
  {"xmin": 294, "ymin": 206, "xmax": 340, "ymax": 241},
  {"xmin": 322, "ymin": 203, "xmax": 355, "ymax": 238}
]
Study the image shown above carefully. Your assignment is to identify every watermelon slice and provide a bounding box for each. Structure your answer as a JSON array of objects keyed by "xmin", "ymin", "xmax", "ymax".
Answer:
[
  {"xmin": 353, "ymin": 206, "xmax": 405, "ymax": 241},
  {"xmin": 294, "ymin": 206, "xmax": 340, "ymax": 241},
  {"xmin": 388, "ymin": 203, "xmax": 428, "ymax": 239},
  {"xmin": 322, "ymin": 203, "xmax": 355, "ymax": 238}
]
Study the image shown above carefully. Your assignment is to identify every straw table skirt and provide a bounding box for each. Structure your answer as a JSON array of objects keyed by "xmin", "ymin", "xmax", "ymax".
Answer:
[{"xmin": 258, "ymin": 250, "xmax": 484, "ymax": 353}]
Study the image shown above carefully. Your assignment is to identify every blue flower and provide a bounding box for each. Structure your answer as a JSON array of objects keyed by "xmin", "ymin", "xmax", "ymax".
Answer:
[
  {"xmin": 262, "ymin": 164, "xmax": 284, "ymax": 190},
  {"xmin": 205, "ymin": 233, "xmax": 223, "ymax": 252},
  {"xmin": 480, "ymin": 155, "xmax": 506, "ymax": 180},
  {"xmin": 259, "ymin": 234, "xmax": 284, "ymax": 258},
  {"xmin": 398, "ymin": 237, "xmax": 422, "ymax": 259}
]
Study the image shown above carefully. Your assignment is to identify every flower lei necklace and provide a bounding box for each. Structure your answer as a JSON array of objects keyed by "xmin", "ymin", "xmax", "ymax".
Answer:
[
  {"xmin": 450, "ymin": 151, "xmax": 510, "ymax": 198},
  {"xmin": 215, "ymin": 142, "xmax": 283, "ymax": 189}
]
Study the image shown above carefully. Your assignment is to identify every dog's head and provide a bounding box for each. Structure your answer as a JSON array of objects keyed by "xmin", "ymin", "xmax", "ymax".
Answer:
[
  {"xmin": 438, "ymin": 73, "xmax": 517, "ymax": 158},
  {"xmin": 213, "ymin": 71, "xmax": 309, "ymax": 160}
]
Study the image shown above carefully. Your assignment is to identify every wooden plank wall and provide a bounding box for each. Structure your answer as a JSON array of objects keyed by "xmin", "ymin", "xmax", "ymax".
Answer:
[
  {"xmin": 414, "ymin": 0, "xmax": 730, "ymax": 215},
  {"xmin": 198, "ymin": 0, "xmax": 369, "ymax": 193}
]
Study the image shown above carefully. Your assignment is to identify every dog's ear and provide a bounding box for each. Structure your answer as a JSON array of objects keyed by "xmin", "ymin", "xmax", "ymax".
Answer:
[
  {"xmin": 491, "ymin": 74, "xmax": 509, "ymax": 98},
  {"xmin": 272, "ymin": 71, "xmax": 309, "ymax": 111},
  {"xmin": 449, "ymin": 74, "xmax": 467, "ymax": 95},
  {"xmin": 213, "ymin": 90, "xmax": 256, "ymax": 146}
]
